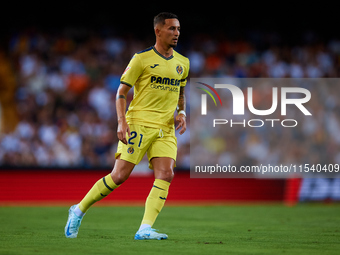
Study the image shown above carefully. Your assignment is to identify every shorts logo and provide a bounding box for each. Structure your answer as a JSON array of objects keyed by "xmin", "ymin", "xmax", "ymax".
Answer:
[
  {"xmin": 176, "ymin": 65, "xmax": 183, "ymax": 75},
  {"xmin": 127, "ymin": 147, "xmax": 134, "ymax": 154}
]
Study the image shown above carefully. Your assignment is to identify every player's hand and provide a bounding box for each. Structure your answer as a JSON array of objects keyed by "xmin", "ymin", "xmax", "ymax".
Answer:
[
  {"xmin": 117, "ymin": 117, "xmax": 131, "ymax": 145},
  {"xmin": 175, "ymin": 114, "xmax": 186, "ymax": 135}
]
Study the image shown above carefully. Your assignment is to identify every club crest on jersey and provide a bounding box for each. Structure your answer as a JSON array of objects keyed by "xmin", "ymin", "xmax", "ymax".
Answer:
[
  {"xmin": 127, "ymin": 147, "xmax": 134, "ymax": 154},
  {"xmin": 176, "ymin": 65, "xmax": 183, "ymax": 75}
]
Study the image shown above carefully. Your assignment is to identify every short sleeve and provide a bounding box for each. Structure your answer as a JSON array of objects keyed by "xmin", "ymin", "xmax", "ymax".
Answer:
[
  {"xmin": 180, "ymin": 58, "xmax": 190, "ymax": 87},
  {"xmin": 120, "ymin": 54, "xmax": 143, "ymax": 87}
]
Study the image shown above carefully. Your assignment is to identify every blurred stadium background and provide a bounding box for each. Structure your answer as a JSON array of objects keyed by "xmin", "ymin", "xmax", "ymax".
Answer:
[{"xmin": 0, "ymin": 3, "xmax": 339, "ymax": 205}]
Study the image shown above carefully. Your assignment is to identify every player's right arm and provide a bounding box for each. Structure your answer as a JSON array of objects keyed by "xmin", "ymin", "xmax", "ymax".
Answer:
[
  {"xmin": 117, "ymin": 53, "xmax": 143, "ymax": 144},
  {"xmin": 116, "ymin": 83, "xmax": 132, "ymax": 145}
]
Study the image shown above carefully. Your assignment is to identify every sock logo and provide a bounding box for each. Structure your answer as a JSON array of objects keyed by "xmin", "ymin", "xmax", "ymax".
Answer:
[{"xmin": 159, "ymin": 196, "xmax": 167, "ymax": 200}]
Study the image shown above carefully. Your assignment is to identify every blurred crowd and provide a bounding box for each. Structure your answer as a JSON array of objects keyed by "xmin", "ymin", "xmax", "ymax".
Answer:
[{"xmin": 1, "ymin": 27, "xmax": 340, "ymax": 169}]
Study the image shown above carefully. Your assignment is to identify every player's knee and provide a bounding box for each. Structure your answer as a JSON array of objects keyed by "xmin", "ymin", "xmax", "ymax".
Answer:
[
  {"xmin": 110, "ymin": 172, "xmax": 128, "ymax": 186},
  {"xmin": 165, "ymin": 171, "xmax": 175, "ymax": 183},
  {"xmin": 157, "ymin": 168, "xmax": 174, "ymax": 183}
]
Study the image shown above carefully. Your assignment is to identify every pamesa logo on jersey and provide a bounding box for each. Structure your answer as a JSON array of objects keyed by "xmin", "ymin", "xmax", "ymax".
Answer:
[{"xmin": 150, "ymin": 76, "xmax": 181, "ymax": 86}]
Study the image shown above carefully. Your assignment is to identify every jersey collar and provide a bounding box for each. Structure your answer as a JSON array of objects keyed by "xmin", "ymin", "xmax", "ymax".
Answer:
[{"xmin": 152, "ymin": 46, "xmax": 174, "ymax": 60}]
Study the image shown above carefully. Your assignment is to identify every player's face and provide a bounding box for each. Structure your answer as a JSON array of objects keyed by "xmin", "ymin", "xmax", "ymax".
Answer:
[{"xmin": 159, "ymin": 19, "xmax": 180, "ymax": 48}]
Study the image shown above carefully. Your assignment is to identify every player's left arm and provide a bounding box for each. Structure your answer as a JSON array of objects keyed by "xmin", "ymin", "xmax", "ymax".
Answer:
[{"xmin": 175, "ymin": 86, "xmax": 186, "ymax": 135}]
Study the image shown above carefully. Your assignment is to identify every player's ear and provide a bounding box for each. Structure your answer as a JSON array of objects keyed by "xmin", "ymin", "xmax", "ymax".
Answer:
[
  {"xmin": 154, "ymin": 24, "xmax": 162, "ymax": 37},
  {"xmin": 154, "ymin": 28, "xmax": 160, "ymax": 37}
]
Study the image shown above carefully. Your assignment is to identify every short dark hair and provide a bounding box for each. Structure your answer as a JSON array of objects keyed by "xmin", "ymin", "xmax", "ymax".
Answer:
[{"xmin": 153, "ymin": 12, "xmax": 178, "ymax": 27}]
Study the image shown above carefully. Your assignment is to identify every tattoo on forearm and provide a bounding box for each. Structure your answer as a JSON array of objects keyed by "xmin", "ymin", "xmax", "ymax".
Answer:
[
  {"xmin": 178, "ymin": 87, "xmax": 186, "ymax": 112},
  {"xmin": 116, "ymin": 94, "xmax": 126, "ymax": 100}
]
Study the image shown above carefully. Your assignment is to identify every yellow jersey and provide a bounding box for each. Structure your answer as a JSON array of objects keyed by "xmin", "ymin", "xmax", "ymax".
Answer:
[{"xmin": 120, "ymin": 46, "xmax": 190, "ymax": 132}]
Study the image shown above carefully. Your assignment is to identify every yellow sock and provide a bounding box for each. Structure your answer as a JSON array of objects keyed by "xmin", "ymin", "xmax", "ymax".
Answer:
[
  {"xmin": 78, "ymin": 174, "xmax": 119, "ymax": 213},
  {"xmin": 140, "ymin": 179, "xmax": 170, "ymax": 227}
]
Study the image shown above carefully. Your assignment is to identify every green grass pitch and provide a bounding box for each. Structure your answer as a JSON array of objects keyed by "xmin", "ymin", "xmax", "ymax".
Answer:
[{"xmin": 0, "ymin": 204, "xmax": 339, "ymax": 255}]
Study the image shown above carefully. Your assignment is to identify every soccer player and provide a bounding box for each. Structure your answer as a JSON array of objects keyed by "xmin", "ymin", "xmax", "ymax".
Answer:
[{"xmin": 65, "ymin": 12, "xmax": 189, "ymax": 240}]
